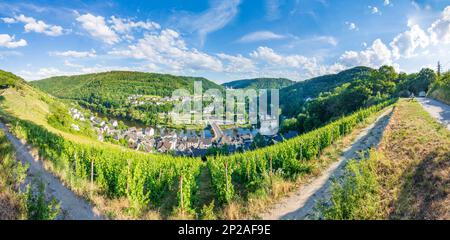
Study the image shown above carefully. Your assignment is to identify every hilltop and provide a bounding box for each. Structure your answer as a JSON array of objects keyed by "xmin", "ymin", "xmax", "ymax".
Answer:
[
  {"xmin": 0, "ymin": 70, "xmax": 26, "ymax": 88},
  {"xmin": 31, "ymin": 71, "xmax": 223, "ymax": 99},
  {"xmin": 280, "ymin": 66, "xmax": 374, "ymax": 117},
  {"xmin": 30, "ymin": 71, "xmax": 224, "ymax": 125},
  {"xmin": 222, "ymin": 78, "xmax": 294, "ymax": 90}
]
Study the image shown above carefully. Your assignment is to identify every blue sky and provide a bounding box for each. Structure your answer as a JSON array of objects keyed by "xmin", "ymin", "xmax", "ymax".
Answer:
[{"xmin": 0, "ymin": 0, "xmax": 450, "ymax": 82}]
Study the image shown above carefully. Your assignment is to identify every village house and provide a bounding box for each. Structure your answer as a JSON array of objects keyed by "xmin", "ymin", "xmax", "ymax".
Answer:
[
  {"xmin": 199, "ymin": 138, "xmax": 212, "ymax": 149},
  {"xmin": 241, "ymin": 134, "xmax": 253, "ymax": 144},
  {"xmin": 186, "ymin": 137, "xmax": 199, "ymax": 148},
  {"xmin": 177, "ymin": 140, "xmax": 187, "ymax": 152},
  {"xmin": 144, "ymin": 127, "xmax": 155, "ymax": 136},
  {"xmin": 138, "ymin": 139, "xmax": 155, "ymax": 152},
  {"xmin": 157, "ymin": 140, "xmax": 172, "ymax": 153}
]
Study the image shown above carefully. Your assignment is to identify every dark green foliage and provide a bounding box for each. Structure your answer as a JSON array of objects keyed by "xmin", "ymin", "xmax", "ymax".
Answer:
[
  {"xmin": 280, "ymin": 66, "xmax": 375, "ymax": 117},
  {"xmin": 206, "ymin": 144, "xmax": 230, "ymax": 156},
  {"xmin": 24, "ymin": 180, "xmax": 60, "ymax": 220},
  {"xmin": 319, "ymin": 152, "xmax": 382, "ymax": 220},
  {"xmin": 396, "ymin": 68, "xmax": 436, "ymax": 96},
  {"xmin": 222, "ymin": 78, "xmax": 294, "ymax": 90},
  {"xmin": 283, "ymin": 66, "xmax": 404, "ymax": 134},
  {"xmin": 428, "ymin": 71, "xmax": 450, "ymax": 104}
]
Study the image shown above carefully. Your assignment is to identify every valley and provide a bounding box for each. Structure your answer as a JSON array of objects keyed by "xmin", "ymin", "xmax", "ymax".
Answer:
[
  {"xmin": 0, "ymin": 65, "xmax": 449, "ymax": 220},
  {"xmin": 1, "ymin": 1, "xmax": 450, "ymax": 234}
]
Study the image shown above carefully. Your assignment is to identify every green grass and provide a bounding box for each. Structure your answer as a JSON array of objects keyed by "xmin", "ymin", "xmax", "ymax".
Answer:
[
  {"xmin": 319, "ymin": 99, "xmax": 450, "ymax": 220},
  {"xmin": 0, "ymin": 130, "xmax": 26, "ymax": 220},
  {"xmin": 319, "ymin": 150, "xmax": 384, "ymax": 220}
]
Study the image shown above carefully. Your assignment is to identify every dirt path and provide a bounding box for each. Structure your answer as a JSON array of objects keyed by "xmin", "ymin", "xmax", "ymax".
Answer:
[
  {"xmin": 417, "ymin": 97, "xmax": 450, "ymax": 130},
  {"xmin": 0, "ymin": 122, "xmax": 103, "ymax": 220},
  {"xmin": 260, "ymin": 108, "xmax": 393, "ymax": 220}
]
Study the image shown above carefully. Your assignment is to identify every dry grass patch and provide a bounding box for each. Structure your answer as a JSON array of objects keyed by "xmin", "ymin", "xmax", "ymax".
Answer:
[{"xmin": 378, "ymin": 100, "xmax": 450, "ymax": 219}]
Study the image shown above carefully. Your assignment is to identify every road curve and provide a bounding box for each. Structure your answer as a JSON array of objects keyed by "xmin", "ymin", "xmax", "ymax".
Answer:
[
  {"xmin": 416, "ymin": 97, "xmax": 450, "ymax": 130},
  {"xmin": 0, "ymin": 122, "xmax": 103, "ymax": 220}
]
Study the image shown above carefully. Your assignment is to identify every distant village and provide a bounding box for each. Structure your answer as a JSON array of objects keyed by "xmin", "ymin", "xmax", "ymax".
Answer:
[
  {"xmin": 126, "ymin": 94, "xmax": 185, "ymax": 106},
  {"xmin": 68, "ymin": 106, "xmax": 255, "ymax": 156}
]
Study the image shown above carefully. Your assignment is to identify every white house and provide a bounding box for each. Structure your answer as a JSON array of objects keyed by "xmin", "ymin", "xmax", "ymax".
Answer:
[{"xmin": 144, "ymin": 127, "xmax": 155, "ymax": 136}]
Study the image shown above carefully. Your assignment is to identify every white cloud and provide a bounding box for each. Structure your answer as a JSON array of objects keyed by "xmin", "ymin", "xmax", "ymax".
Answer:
[
  {"xmin": 21, "ymin": 65, "xmax": 138, "ymax": 80},
  {"xmin": 284, "ymin": 35, "xmax": 338, "ymax": 49},
  {"xmin": 64, "ymin": 60, "xmax": 83, "ymax": 68},
  {"xmin": 15, "ymin": 14, "xmax": 64, "ymax": 36},
  {"xmin": 387, "ymin": 6, "xmax": 450, "ymax": 60},
  {"xmin": 250, "ymin": 46, "xmax": 343, "ymax": 78},
  {"xmin": 383, "ymin": 0, "xmax": 391, "ymax": 6},
  {"xmin": 217, "ymin": 53, "xmax": 256, "ymax": 73},
  {"xmin": 390, "ymin": 22, "xmax": 429, "ymax": 59},
  {"xmin": 250, "ymin": 46, "xmax": 284, "ymax": 64},
  {"xmin": 238, "ymin": 31, "xmax": 286, "ymax": 43},
  {"xmin": 0, "ymin": 50, "xmax": 22, "ymax": 59},
  {"xmin": 175, "ymin": 0, "xmax": 241, "ymax": 45},
  {"xmin": 50, "ymin": 49, "xmax": 96, "ymax": 58},
  {"xmin": 76, "ymin": 13, "xmax": 119, "ymax": 44},
  {"xmin": 369, "ymin": 6, "xmax": 380, "ymax": 14},
  {"xmin": 309, "ymin": 36, "xmax": 338, "ymax": 46},
  {"xmin": 20, "ymin": 67, "xmax": 73, "ymax": 80},
  {"xmin": 345, "ymin": 22, "xmax": 358, "ymax": 31},
  {"xmin": 109, "ymin": 29, "xmax": 223, "ymax": 72},
  {"xmin": 0, "ymin": 34, "xmax": 27, "ymax": 48},
  {"xmin": 339, "ymin": 39, "xmax": 392, "ymax": 67},
  {"xmin": 1, "ymin": 17, "xmax": 17, "ymax": 24},
  {"xmin": 250, "ymin": 46, "xmax": 316, "ymax": 69},
  {"xmin": 27, "ymin": 67, "xmax": 66, "ymax": 79},
  {"xmin": 109, "ymin": 16, "xmax": 160, "ymax": 33},
  {"xmin": 428, "ymin": 6, "xmax": 450, "ymax": 44}
]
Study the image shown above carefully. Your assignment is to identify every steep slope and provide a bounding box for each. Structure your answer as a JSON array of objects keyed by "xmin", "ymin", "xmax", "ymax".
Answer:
[
  {"xmin": 222, "ymin": 78, "xmax": 294, "ymax": 90},
  {"xmin": 0, "ymin": 71, "xmax": 203, "ymax": 219},
  {"xmin": 0, "ymin": 71, "xmax": 107, "ymax": 145},
  {"xmin": 280, "ymin": 66, "xmax": 374, "ymax": 117},
  {"xmin": 0, "ymin": 69, "xmax": 27, "ymax": 88}
]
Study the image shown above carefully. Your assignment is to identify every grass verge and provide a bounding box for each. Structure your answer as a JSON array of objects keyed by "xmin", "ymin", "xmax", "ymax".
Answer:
[{"xmin": 319, "ymin": 99, "xmax": 450, "ymax": 220}]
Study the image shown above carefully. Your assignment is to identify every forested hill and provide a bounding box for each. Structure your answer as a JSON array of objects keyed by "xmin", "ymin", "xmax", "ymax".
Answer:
[
  {"xmin": 280, "ymin": 66, "xmax": 375, "ymax": 117},
  {"xmin": 222, "ymin": 78, "xmax": 294, "ymax": 90},
  {"xmin": 0, "ymin": 69, "xmax": 27, "ymax": 88},
  {"xmin": 30, "ymin": 71, "xmax": 224, "ymax": 125},
  {"xmin": 31, "ymin": 71, "xmax": 223, "ymax": 99}
]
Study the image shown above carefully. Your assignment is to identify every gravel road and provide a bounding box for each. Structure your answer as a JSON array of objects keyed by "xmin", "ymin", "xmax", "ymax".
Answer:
[
  {"xmin": 260, "ymin": 108, "xmax": 393, "ymax": 220},
  {"xmin": 0, "ymin": 122, "xmax": 103, "ymax": 220},
  {"xmin": 417, "ymin": 97, "xmax": 450, "ymax": 130}
]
